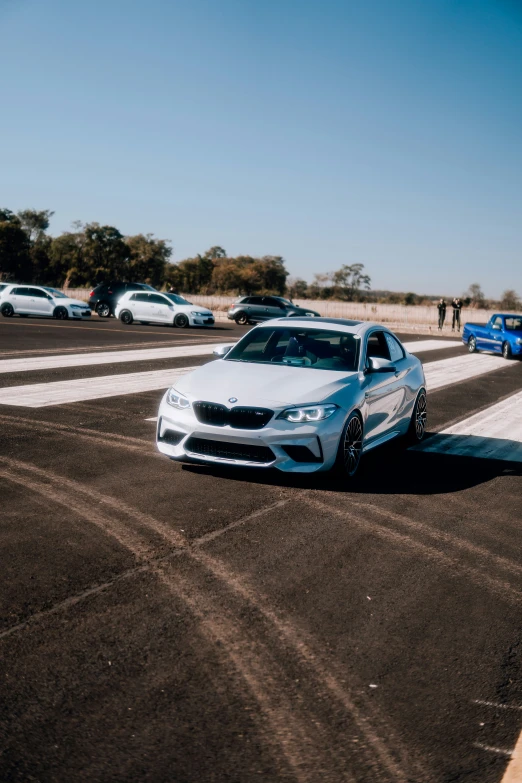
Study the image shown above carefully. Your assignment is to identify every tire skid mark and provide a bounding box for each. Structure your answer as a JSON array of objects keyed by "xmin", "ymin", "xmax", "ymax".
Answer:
[
  {"xmin": 0, "ymin": 456, "xmax": 418, "ymax": 782},
  {"xmin": 302, "ymin": 497, "xmax": 522, "ymax": 605},
  {"xmin": 0, "ymin": 468, "xmax": 155, "ymax": 560},
  {"xmin": 154, "ymin": 560, "xmax": 356, "ymax": 783},
  {"xmin": 192, "ymin": 549, "xmax": 421, "ymax": 783},
  {"xmin": 0, "ymin": 415, "xmax": 156, "ymax": 454},
  {"xmin": 323, "ymin": 495, "xmax": 522, "ymax": 580},
  {"xmin": 0, "ymin": 464, "xmax": 346, "ymax": 783}
]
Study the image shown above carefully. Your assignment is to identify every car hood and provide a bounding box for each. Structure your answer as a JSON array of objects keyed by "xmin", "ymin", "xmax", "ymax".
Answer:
[
  {"xmin": 53, "ymin": 297, "xmax": 89, "ymax": 307},
  {"xmin": 176, "ymin": 305, "xmax": 213, "ymax": 315},
  {"xmin": 175, "ymin": 359, "xmax": 356, "ymax": 406}
]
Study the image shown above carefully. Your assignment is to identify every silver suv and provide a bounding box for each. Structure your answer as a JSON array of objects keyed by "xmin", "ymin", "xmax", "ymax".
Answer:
[{"xmin": 227, "ymin": 296, "xmax": 321, "ymax": 325}]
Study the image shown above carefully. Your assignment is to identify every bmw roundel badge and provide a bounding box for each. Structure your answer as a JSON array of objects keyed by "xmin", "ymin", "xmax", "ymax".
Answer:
[{"xmin": 228, "ymin": 397, "xmax": 238, "ymax": 403}]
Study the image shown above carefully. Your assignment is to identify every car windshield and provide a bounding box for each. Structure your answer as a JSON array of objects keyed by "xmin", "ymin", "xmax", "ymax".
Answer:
[
  {"xmin": 225, "ymin": 327, "xmax": 360, "ymax": 371},
  {"xmin": 140, "ymin": 284, "xmax": 157, "ymax": 292},
  {"xmin": 505, "ymin": 317, "xmax": 522, "ymax": 331},
  {"xmin": 43, "ymin": 287, "xmax": 67, "ymax": 298},
  {"xmin": 164, "ymin": 293, "xmax": 192, "ymax": 305}
]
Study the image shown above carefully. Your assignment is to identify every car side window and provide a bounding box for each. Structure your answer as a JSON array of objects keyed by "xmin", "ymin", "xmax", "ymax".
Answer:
[
  {"xmin": 384, "ymin": 333, "xmax": 404, "ymax": 362},
  {"xmin": 150, "ymin": 294, "xmax": 169, "ymax": 305},
  {"xmin": 12, "ymin": 287, "xmax": 30, "ymax": 296},
  {"xmin": 492, "ymin": 316, "xmax": 503, "ymax": 328},
  {"xmin": 134, "ymin": 293, "xmax": 151, "ymax": 303},
  {"xmin": 366, "ymin": 331, "xmax": 391, "ymax": 361},
  {"xmin": 264, "ymin": 297, "xmax": 285, "ymax": 308},
  {"xmin": 248, "ymin": 297, "xmax": 264, "ymax": 305},
  {"xmin": 30, "ymin": 288, "xmax": 48, "ymax": 298}
]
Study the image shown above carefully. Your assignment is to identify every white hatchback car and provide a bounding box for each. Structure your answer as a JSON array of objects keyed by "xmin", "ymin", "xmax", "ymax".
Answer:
[
  {"xmin": 0, "ymin": 285, "xmax": 91, "ymax": 320},
  {"xmin": 115, "ymin": 291, "xmax": 215, "ymax": 328}
]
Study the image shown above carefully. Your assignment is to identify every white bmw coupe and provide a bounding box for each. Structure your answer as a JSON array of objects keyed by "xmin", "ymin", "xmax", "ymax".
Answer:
[{"xmin": 156, "ymin": 318, "xmax": 427, "ymax": 478}]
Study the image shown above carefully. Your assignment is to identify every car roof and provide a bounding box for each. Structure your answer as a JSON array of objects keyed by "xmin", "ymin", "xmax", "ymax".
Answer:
[
  {"xmin": 258, "ymin": 317, "xmax": 398, "ymax": 337},
  {"xmin": 262, "ymin": 316, "xmax": 368, "ymax": 333}
]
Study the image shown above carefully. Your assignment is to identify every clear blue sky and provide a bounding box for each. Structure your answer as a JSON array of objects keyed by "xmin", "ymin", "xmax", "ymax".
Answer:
[{"xmin": 1, "ymin": 0, "xmax": 521, "ymax": 298}]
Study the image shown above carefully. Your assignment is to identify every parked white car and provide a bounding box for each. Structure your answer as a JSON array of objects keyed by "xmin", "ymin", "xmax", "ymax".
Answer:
[
  {"xmin": 0, "ymin": 285, "xmax": 91, "ymax": 320},
  {"xmin": 115, "ymin": 291, "xmax": 215, "ymax": 328}
]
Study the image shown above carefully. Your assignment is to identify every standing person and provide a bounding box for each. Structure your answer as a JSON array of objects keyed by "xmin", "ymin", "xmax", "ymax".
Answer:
[
  {"xmin": 451, "ymin": 297, "xmax": 462, "ymax": 331},
  {"xmin": 437, "ymin": 298, "xmax": 447, "ymax": 330}
]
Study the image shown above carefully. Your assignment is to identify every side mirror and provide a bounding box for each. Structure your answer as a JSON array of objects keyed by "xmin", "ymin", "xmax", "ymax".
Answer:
[
  {"xmin": 213, "ymin": 344, "xmax": 234, "ymax": 358},
  {"xmin": 491, "ymin": 324, "xmax": 501, "ymax": 330},
  {"xmin": 366, "ymin": 357, "xmax": 397, "ymax": 374}
]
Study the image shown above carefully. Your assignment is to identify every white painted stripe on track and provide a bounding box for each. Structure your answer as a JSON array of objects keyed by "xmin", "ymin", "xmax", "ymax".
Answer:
[
  {"xmin": 414, "ymin": 390, "xmax": 522, "ymax": 462},
  {"xmin": 423, "ymin": 353, "xmax": 517, "ymax": 390},
  {"xmin": 0, "ymin": 342, "xmax": 229, "ymax": 374},
  {"xmin": 0, "ymin": 337, "xmax": 458, "ymax": 374},
  {"xmin": 404, "ymin": 339, "xmax": 462, "ymax": 353},
  {"xmin": 0, "ymin": 367, "xmax": 198, "ymax": 407},
  {"xmin": 0, "ymin": 349, "xmax": 516, "ymax": 409},
  {"xmin": 501, "ymin": 729, "xmax": 522, "ymax": 782}
]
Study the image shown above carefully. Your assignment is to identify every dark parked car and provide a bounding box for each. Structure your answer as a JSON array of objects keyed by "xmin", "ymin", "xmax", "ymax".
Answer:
[
  {"xmin": 89, "ymin": 282, "xmax": 157, "ymax": 317},
  {"xmin": 227, "ymin": 296, "xmax": 321, "ymax": 325}
]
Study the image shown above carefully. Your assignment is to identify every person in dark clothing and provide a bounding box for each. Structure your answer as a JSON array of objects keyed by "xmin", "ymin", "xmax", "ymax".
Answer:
[
  {"xmin": 437, "ymin": 298, "xmax": 447, "ymax": 330},
  {"xmin": 451, "ymin": 298, "xmax": 463, "ymax": 331},
  {"xmin": 168, "ymin": 287, "xmax": 178, "ymax": 295}
]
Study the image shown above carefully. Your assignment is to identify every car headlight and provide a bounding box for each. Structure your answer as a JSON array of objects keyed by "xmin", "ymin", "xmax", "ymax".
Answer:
[
  {"xmin": 71, "ymin": 304, "xmax": 85, "ymax": 310},
  {"xmin": 191, "ymin": 311, "xmax": 211, "ymax": 316},
  {"xmin": 167, "ymin": 388, "xmax": 191, "ymax": 409},
  {"xmin": 277, "ymin": 404, "xmax": 338, "ymax": 423},
  {"xmin": 516, "ymin": 338, "xmax": 522, "ymax": 345},
  {"xmin": 304, "ymin": 312, "xmax": 316, "ymax": 317}
]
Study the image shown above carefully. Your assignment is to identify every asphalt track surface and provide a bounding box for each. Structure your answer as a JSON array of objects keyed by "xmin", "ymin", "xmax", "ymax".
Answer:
[{"xmin": 0, "ymin": 316, "xmax": 521, "ymax": 783}]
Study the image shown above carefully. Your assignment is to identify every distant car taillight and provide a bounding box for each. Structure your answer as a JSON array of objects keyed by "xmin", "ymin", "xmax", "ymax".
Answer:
[{"xmin": 89, "ymin": 290, "xmax": 94, "ymax": 297}]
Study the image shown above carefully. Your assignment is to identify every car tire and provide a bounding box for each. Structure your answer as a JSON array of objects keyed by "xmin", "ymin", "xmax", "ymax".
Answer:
[
  {"xmin": 96, "ymin": 302, "xmax": 111, "ymax": 318},
  {"xmin": 405, "ymin": 388, "xmax": 427, "ymax": 445},
  {"xmin": 234, "ymin": 312, "xmax": 249, "ymax": 325},
  {"xmin": 333, "ymin": 411, "xmax": 363, "ymax": 479},
  {"xmin": 502, "ymin": 341, "xmax": 512, "ymax": 360},
  {"xmin": 0, "ymin": 303, "xmax": 14, "ymax": 317},
  {"xmin": 119, "ymin": 310, "xmax": 133, "ymax": 325},
  {"xmin": 468, "ymin": 336, "xmax": 477, "ymax": 353},
  {"xmin": 174, "ymin": 313, "xmax": 189, "ymax": 328},
  {"xmin": 53, "ymin": 306, "xmax": 68, "ymax": 320}
]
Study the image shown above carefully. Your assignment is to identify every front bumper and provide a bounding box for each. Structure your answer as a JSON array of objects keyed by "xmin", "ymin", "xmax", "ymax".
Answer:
[
  {"xmin": 69, "ymin": 308, "xmax": 91, "ymax": 318},
  {"xmin": 156, "ymin": 393, "xmax": 344, "ymax": 472},
  {"xmin": 189, "ymin": 315, "xmax": 215, "ymax": 326}
]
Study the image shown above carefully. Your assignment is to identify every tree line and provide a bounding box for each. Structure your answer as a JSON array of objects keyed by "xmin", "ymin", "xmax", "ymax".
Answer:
[{"xmin": 0, "ymin": 208, "xmax": 519, "ymax": 308}]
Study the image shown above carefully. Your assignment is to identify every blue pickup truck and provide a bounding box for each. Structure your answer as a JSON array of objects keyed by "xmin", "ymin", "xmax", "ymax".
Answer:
[{"xmin": 462, "ymin": 313, "xmax": 522, "ymax": 359}]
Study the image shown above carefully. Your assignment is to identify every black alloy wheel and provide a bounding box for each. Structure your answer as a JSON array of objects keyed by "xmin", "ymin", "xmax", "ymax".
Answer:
[
  {"xmin": 53, "ymin": 306, "xmax": 68, "ymax": 320},
  {"xmin": 502, "ymin": 342, "xmax": 512, "ymax": 360},
  {"xmin": 405, "ymin": 389, "xmax": 428, "ymax": 445},
  {"xmin": 235, "ymin": 311, "xmax": 249, "ymax": 325},
  {"xmin": 468, "ymin": 336, "xmax": 477, "ymax": 353},
  {"xmin": 96, "ymin": 302, "xmax": 111, "ymax": 318},
  {"xmin": 0, "ymin": 303, "xmax": 14, "ymax": 317},
  {"xmin": 335, "ymin": 412, "xmax": 363, "ymax": 478},
  {"xmin": 174, "ymin": 313, "xmax": 189, "ymax": 328},
  {"xmin": 119, "ymin": 310, "xmax": 133, "ymax": 325}
]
